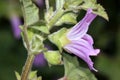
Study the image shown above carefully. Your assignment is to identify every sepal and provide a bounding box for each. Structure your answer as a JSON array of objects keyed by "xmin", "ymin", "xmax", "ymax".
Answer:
[
  {"xmin": 44, "ymin": 50, "xmax": 62, "ymax": 65},
  {"xmin": 29, "ymin": 34, "xmax": 44, "ymax": 55},
  {"xmin": 21, "ymin": 28, "xmax": 44, "ymax": 55},
  {"xmin": 30, "ymin": 25, "xmax": 50, "ymax": 34},
  {"xmin": 48, "ymin": 28, "xmax": 69, "ymax": 52},
  {"xmin": 55, "ymin": 12, "xmax": 77, "ymax": 26}
]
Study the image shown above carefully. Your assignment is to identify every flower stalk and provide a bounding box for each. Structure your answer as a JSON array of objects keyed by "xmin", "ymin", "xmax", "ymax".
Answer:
[
  {"xmin": 21, "ymin": 24, "xmax": 35, "ymax": 80},
  {"xmin": 45, "ymin": 0, "xmax": 49, "ymax": 11},
  {"xmin": 20, "ymin": 0, "xmax": 36, "ymax": 80},
  {"xmin": 21, "ymin": 54, "xmax": 35, "ymax": 80},
  {"xmin": 48, "ymin": 9, "xmax": 64, "ymax": 29}
]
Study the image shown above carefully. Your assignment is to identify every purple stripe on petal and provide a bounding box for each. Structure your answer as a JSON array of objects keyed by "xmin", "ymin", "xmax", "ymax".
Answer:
[
  {"xmin": 67, "ymin": 9, "xmax": 97, "ymax": 40},
  {"xmin": 68, "ymin": 23, "xmax": 88, "ymax": 40},
  {"xmin": 63, "ymin": 8, "xmax": 100, "ymax": 71},
  {"xmin": 10, "ymin": 15, "xmax": 21, "ymax": 39},
  {"xmin": 64, "ymin": 44, "xmax": 97, "ymax": 71},
  {"xmin": 82, "ymin": 34, "xmax": 94, "ymax": 45},
  {"xmin": 71, "ymin": 41, "xmax": 92, "ymax": 54},
  {"xmin": 70, "ymin": 9, "xmax": 96, "ymax": 34},
  {"xmin": 65, "ymin": 43, "xmax": 91, "ymax": 64},
  {"xmin": 64, "ymin": 44, "xmax": 87, "ymax": 61},
  {"xmin": 72, "ymin": 39, "xmax": 100, "ymax": 56}
]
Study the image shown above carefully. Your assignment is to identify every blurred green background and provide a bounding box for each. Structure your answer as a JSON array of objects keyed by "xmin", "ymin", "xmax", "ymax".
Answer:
[{"xmin": 0, "ymin": 0, "xmax": 119, "ymax": 80}]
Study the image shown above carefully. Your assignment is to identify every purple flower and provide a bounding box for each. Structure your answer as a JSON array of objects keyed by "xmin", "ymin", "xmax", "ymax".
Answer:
[
  {"xmin": 10, "ymin": 15, "xmax": 21, "ymax": 39},
  {"xmin": 64, "ymin": 9, "xmax": 100, "ymax": 71},
  {"xmin": 35, "ymin": 0, "xmax": 45, "ymax": 8},
  {"xmin": 33, "ymin": 45, "xmax": 51, "ymax": 67},
  {"xmin": 33, "ymin": 53, "xmax": 47, "ymax": 67}
]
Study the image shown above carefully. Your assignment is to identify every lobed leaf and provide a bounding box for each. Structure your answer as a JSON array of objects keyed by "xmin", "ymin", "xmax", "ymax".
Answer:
[
  {"xmin": 55, "ymin": 12, "xmax": 77, "ymax": 26},
  {"xmin": 80, "ymin": 0, "xmax": 109, "ymax": 20},
  {"xmin": 63, "ymin": 53, "xmax": 97, "ymax": 80},
  {"xmin": 21, "ymin": 0, "xmax": 39, "ymax": 26}
]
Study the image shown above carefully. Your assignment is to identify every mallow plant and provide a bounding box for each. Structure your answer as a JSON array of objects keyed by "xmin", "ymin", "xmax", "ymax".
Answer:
[{"xmin": 15, "ymin": 0, "xmax": 108, "ymax": 80}]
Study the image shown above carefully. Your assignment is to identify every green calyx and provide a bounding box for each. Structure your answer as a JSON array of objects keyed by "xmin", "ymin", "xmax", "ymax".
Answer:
[
  {"xmin": 21, "ymin": 28, "xmax": 45, "ymax": 55},
  {"xmin": 48, "ymin": 28, "xmax": 70, "ymax": 52},
  {"xmin": 44, "ymin": 51, "xmax": 62, "ymax": 65}
]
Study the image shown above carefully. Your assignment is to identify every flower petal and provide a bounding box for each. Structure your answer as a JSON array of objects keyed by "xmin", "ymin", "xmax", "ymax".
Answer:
[
  {"xmin": 71, "ymin": 39, "xmax": 100, "ymax": 56},
  {"xmin": 10, "ymin": 15, "xmax": 21, "ymax": 39},
  {"xmin": 33, "ymin": 53, "xmax": 46, "ymax": 67},
  {"xmin": 64, "ymin": 43, "xmax": 97, "ymax": 71},
  {"xmin": 82, "ymin": 34, "xmax": 94, "ymax": 45},
  {"xmin": 67, "ymin": 9, "xmax": 97, "ymax": 40},
  {"xmin": 64, "ymin": 44, "xmax": 88, "ymax": 63}
]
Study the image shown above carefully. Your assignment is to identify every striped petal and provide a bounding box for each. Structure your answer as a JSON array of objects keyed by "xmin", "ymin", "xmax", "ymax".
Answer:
[
  {"xmin": 82, "ymin": 34, "xmax": 94, "ymax": 45},
  {"xmin": 67, "ymin": 9, "xmax": 97, "ymax": 40},
  {"xmin": 64, "ymin": 42, "xmax": 97, "ymax": 71}
]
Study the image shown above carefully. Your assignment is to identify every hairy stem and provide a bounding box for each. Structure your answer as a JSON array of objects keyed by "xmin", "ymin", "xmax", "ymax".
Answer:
[
  {"xmin": 45, "ymin": 0, "xmax": 49, "ymax": 11},
  {"xmin": 20, "ymin": 0, "xmax": 35, "ymax": 80},
  {"xmin": 21, "ymin": 54, "xmax": 35, "ymax": 80},
  {"xmin": 48, "ymin": 9, "xmax": 64, "ymax": 29}
]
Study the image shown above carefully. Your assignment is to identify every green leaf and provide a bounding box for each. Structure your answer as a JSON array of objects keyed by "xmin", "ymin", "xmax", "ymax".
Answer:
[
  {"xmin": 56, "ymin": 0, "xmax": 65, "ymax": 10},
  {"xmin": 45, "ymin": 7, "xmax": 54, "ymax": 24},
  {"xmin": 48, "ymin": 28, "xmax": 68, "ymax": 52},
  {"xmin": 63, "ymin": 53, "xmax": 81, "ymax": 75},
  {"xmin": 30, "ymin": 34, "xmax": 44, "ymax": 54},
  {"xmin": 28, "ymin": 71, "xmax": 37, "ymax": 79},
  {"xmin": 21, "ymin": 0, "xmax": 39, "ymax": 26},
  {"xmin": 55, "ymin": 12, "xmax": 77, "ymax": 26},
  {"xmin": 47, "ymin": 9, "xmax": 64, "ymax": 29},
  {"xmin": 44, "ymin": 50, "xmax": 62, "ymax": 65},
  {"xmin": 93, "ymin": 4, "xmax": 109, "ymax": 21},
  {"xmin": 31, "ymin": 26, "xmax": 50, "ymax": 34},
  {"xmin": 21, "ymin": 28, "xmax": 44, "ymax": 55},
  {"xmin": 63, "ymin": 53, "xmax": 97, "ymax": 80},
  {"xmin": 28, "ymin": 71, "xmax": 42, "ymax": 80},
  {"xmin": 15, "ymin": 71, "xmax": 21, "ymax": 80},
  {"xmin": 64, "ymin": 0, "xmax": 83, "ymax": 9},
  {"xmin": 80, "ymin": 0, "xmax": 109, "ymax": 20}
]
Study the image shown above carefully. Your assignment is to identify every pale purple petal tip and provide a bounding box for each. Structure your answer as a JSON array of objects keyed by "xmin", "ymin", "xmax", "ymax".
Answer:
[
  {"xmin": 67, "ymin": 9, "xmax": 97, "ymax": 40},
  {"xmin": 94, "ymin": 49, "xmax": 100, "ymax": 55},
  {"xmin": 10, "ymin": 15, "xmax": 21, "ymax": 39},
  {"xmin": 82, "ymin": 34, "xmax": 100, "ymax": 56},
  {"xmin": 82, "ymin": 34, "xmax": 94, "ymax": 45}
]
